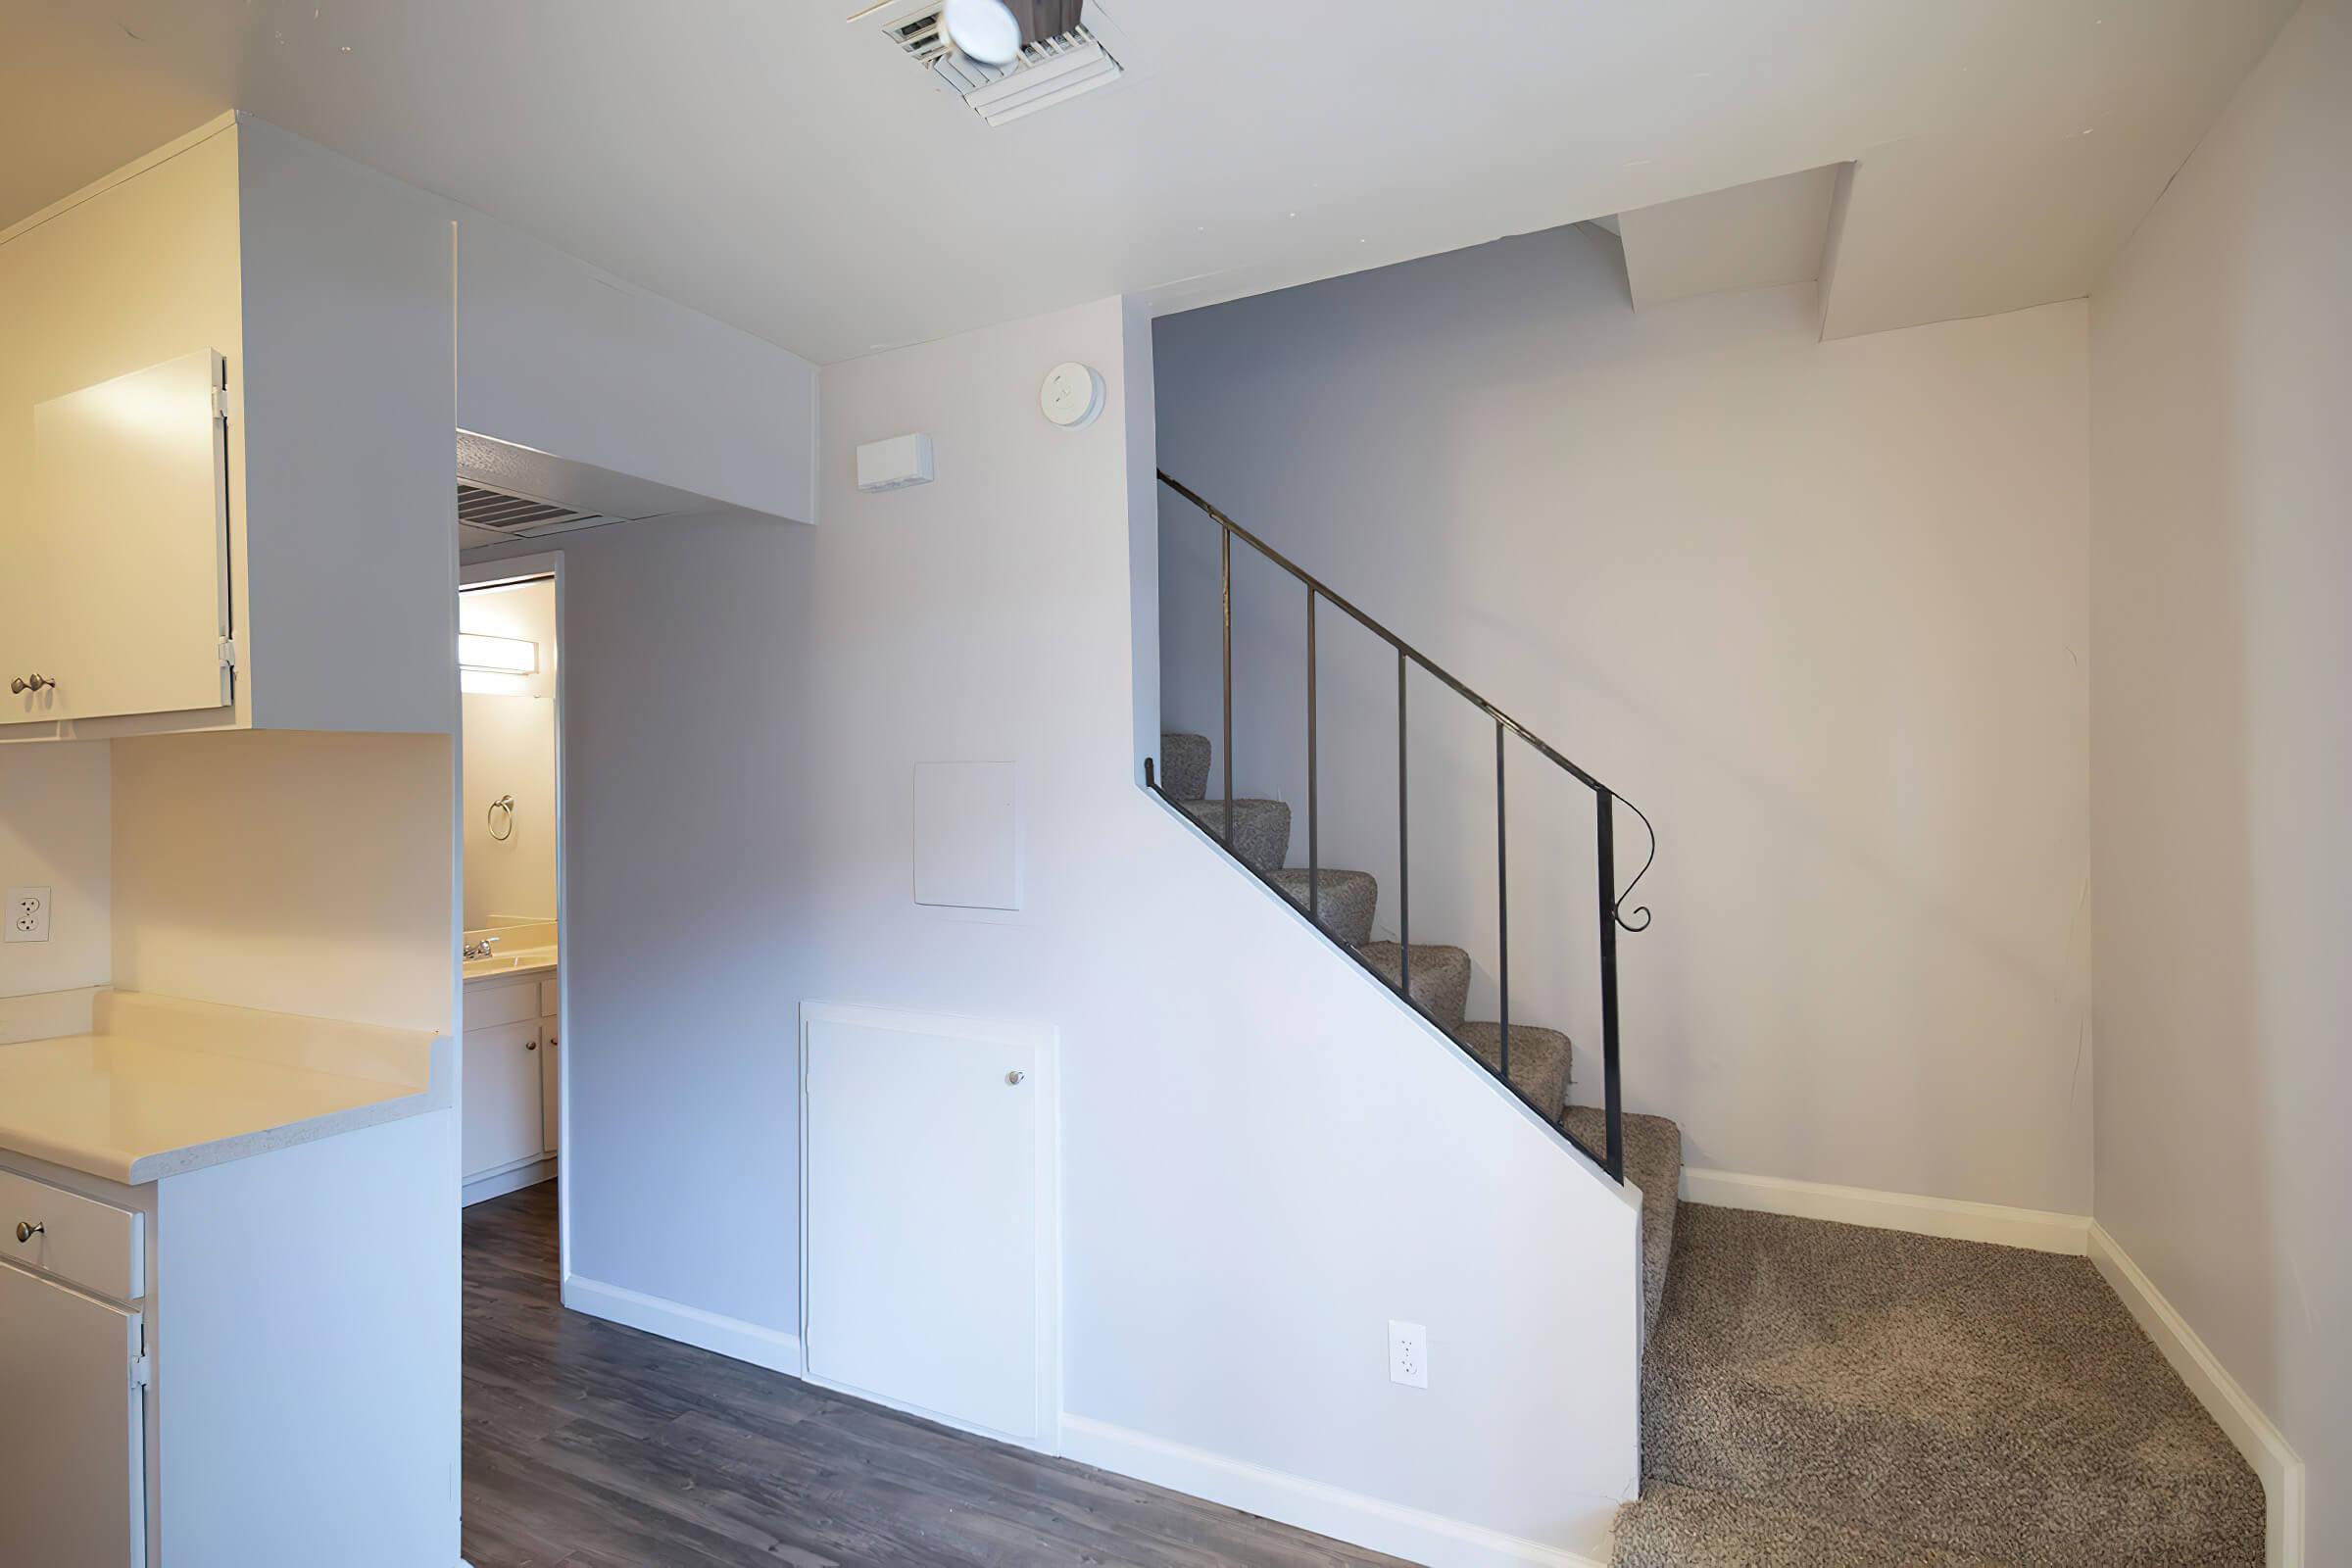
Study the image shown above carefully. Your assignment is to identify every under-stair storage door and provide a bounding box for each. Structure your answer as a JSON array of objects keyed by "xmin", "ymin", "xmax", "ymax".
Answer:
[
  {"xmin": 0, "ymin": 1261, "xmax": 146, "ymax": 1567},
  {"xmin": 14, "ymin": 350, "xmax": 233, "ymax": 724},
  {"xmin": 802, "ymin": 1004, "xmax": 1056, "ymax": 1448}
]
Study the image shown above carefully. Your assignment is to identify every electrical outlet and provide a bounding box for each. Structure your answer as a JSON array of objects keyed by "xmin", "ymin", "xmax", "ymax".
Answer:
[
  {"xmin": 1389, "ymin": 1319, "xmax": 1429, "ymax": 1389},
  {"xmin": 5, "ymin": 886, "xmax": 51, "ymax": 944}
]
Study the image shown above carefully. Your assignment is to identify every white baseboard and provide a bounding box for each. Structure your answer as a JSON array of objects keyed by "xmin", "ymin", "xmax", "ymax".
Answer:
[
  {"xmin": 1060, "ymin": 1414, "xmax": 1612, "ymax": 1568},
  {"xmin": 563, "ymin": 1274, "xmax": 806, "ymax": 1378},
  {"xmin": 2087, "ymin": 1224, "xmax": 2304, "ymax": 1568},
  {"xmin": 1679, "ymin": 1167, "xmax": 2091, "ymax": 1255},
  {"xmin": 461, "ymin": 1155, "xmax": 554, "ymax": 1207}
]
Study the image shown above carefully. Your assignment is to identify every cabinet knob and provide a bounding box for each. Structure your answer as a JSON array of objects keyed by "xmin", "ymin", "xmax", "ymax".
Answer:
[
  {"xmin": 525, "ymin": 1039, "xmax": 538, "ymax": 1052},
  {"xmin": 1006, "ymin": 1070, "xmax": 1026, "ymax": 1086},
  {"xmin": 14, "ymin": 1220, "xmax": 41, "ymax": 1245}
]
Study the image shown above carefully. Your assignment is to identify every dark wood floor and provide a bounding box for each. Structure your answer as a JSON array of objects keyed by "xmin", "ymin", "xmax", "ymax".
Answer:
[{"xmin": 464, "ymin": 1183, "xmax": 1413, "ymax": 1567}]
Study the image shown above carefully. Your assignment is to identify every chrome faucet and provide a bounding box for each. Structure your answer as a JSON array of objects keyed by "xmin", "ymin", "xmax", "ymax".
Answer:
[{"xmin": 462, "ymin": 936, "xmax": 501, "ymax": 961}]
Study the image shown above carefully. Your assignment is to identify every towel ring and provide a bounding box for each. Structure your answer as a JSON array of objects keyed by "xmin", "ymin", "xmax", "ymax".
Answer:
[{"xmin": 487, "ymin": 794, "xmax": 516, "ymax": 842}]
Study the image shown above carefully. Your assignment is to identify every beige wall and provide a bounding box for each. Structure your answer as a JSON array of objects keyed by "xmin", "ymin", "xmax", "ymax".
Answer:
[
  {"xmin": 110, "ymin": 729, "xmax": 456, "ymax": 1035},
  {"xmin": 461, "ymin": 577, "xmax": 559, "ymax": 927},
  {"xmin": 2088, "ymin": 0, "xmax": 2350, "ymax": 1551},
  {"xmin": 0, "ymin": 743, "xmax": 110, "ymax": 998},
  {"xmin": 1157, "ymin": 232, "xmax": 2094, "ymax": 1212}
]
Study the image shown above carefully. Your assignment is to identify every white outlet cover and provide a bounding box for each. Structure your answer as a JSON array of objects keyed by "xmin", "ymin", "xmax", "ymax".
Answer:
[
  {"xmin": 5, "ymin": 885, "xmax": 51, "ymax": 944},
  {"xmin": 1389, "ymin": 1319, "xmax": 1429, "ymax": 1389}
]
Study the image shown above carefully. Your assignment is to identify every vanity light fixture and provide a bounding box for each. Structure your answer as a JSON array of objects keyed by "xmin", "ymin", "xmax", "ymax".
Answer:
[{"xmin": 458, "ymin": 632, "xmax": 539, "ymax": 675}]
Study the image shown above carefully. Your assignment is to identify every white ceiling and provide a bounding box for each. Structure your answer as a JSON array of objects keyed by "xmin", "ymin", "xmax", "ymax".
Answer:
[
  {"xmin": 2, "ymin": 0, "xmax": 2296, "ymax": 364},
  {"xmin": 1620, "ymin": 166, "xmax": 1841, "ymax": 313}
]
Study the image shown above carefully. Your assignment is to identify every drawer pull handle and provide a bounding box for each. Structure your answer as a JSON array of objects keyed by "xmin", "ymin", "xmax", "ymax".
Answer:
[
  {"xmin": 14, "ymin": 1220, "xmax": 42, "ymax": 1244},
  {"xmin": 11, "ymin": 674, "xmax": 56, "ymax": 695}
]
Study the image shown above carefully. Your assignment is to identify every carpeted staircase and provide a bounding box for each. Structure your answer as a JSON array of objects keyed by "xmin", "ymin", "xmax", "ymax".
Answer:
[{"xmin": 1155, "ymin": 729, "xmax": 2265, "ymax": 1567}]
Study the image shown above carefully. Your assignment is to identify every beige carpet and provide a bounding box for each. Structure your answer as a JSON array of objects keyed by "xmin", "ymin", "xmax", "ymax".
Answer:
[
  {"xmin": 1628, "ymin": 1204, "xmax": 2264, "ymax": 1566},
  {"xmin": 1615, "ymin": 1482, "xmax": 2013, "ymax": 1567}
]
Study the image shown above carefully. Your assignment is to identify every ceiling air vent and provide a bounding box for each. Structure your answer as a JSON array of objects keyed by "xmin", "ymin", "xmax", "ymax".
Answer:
[
  {"xmin": 884, "ymin": 4, "xmax": 1123, "ymax": 126},
  {"xmin": 456, "ymin": 481, "xmax": 619, "ymax": 540}
]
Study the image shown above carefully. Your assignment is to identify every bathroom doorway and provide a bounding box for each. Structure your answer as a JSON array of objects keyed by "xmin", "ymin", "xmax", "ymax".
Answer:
[{"xmin": 458, "ymin": 559, "xmax": 566, "ymax": 1257}]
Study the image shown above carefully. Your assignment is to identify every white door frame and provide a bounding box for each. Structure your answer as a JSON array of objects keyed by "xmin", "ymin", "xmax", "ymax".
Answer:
[
  {"xmin": 797, "ymin": 1000, "xmax": 1063, "ymax": 1454},
  {"xmin": 460, "ymin": 550, "xmax": 568, "ymax": 1279}
]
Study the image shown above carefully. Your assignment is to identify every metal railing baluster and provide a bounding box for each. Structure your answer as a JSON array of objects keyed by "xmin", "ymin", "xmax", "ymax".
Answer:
[
  {"xmin": 1221, "ymin": 528, "xmax": 1234, "ymax": 849},
  {"xmin": 1306, "ymin": 585, "xmax": 1319, "ymax": 927},
  {"xmin": 1496, "ymin": 719, "xmax": 1509, "ymax": 1086},
  {"xmin": 1596, "ymin": 791, "xmax": 1624, "ymax": 1182},
  {"xmin": 1396, "ymin": 647, "xmax": 1409, "ymax": 999}
]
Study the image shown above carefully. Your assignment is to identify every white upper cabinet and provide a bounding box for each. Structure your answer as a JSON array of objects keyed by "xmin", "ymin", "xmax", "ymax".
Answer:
[
  {"xmin": 0, "ymin": 116, "xmax": 457, "ymax": 743},
  {"xmin": 12, "ymin": 351, "xmax": 234, "ymax": 723}
]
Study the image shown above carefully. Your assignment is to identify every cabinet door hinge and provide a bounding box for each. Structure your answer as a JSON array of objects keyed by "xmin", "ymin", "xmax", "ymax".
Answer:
[
  {"xmin": 131, "ymin": 1352, "xmax": 152, "ymax": 1390},
  {"xmin": 210, "ymin": 387, "xmax": 229, "ymax": 421},
  {"xmin": 218, "ymin": 637, "xmax": 238, "ymax": 668}
]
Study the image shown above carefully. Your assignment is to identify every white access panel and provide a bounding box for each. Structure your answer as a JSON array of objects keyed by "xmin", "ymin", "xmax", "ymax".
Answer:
[
  {"xmin": 803, "ymin": 1004, "xmax": 1055, "ymax": 1446},
  {"xmin": 912, "ymin": 760, "xmax": 1021, "ymax": 910},
  {"xmin": 23, "ymin": 350, "xmax": 232, "ymax": 723},
  {"xmin": 0, "ymin": 1260, "xmax": 145, "ymax": 1567}
]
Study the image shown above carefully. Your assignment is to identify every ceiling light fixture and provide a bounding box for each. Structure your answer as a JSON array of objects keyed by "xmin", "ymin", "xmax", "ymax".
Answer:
[{"xmin": 942, "ymin": 0, "xmax": 1022, "ymax": 65}]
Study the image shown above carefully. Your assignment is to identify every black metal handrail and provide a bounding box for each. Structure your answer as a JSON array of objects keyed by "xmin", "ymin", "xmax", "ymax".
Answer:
[{"xmin": 1147, "ymin": 470, "xmax": 1655, "ymax": 1181}]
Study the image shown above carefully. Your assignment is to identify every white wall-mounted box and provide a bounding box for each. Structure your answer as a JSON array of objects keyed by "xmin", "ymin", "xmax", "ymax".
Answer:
[{"xmin": 856, "ymin": 432, "xmax": 934, "ymax": 493}]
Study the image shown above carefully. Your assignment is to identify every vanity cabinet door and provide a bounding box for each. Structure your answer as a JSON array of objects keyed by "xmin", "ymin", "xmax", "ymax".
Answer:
[
  {"xmin": 0, "ymin": 1261, "xmax": 146, "ymax": 1567},
  {"xmin": 462, "ymin": 1019, "xmax": 544, "ymax": 1180}
]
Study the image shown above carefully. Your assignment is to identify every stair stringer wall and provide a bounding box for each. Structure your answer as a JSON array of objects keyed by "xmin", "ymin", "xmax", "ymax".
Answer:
[{"xmin": 1063, "ymin": 778, "xmax": 1645, "ymax": 1556}]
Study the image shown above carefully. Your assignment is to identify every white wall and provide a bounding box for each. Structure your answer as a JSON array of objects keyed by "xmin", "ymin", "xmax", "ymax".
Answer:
[
  {"xmin": 0, "ymin": 743, "xmax": 110, "ymax": 998},
  {"xmin": 2088, "ymin": 0, "xmax": 2350, "ymax": 1553},
  {"xmin": 1155, "ymin": 229, "xmax": 2094, "ymax": 1213},
  {"xmin": 450, "ymin": 193, "xmax": 816, "ymax": 524},
  {"xmin": 461, "ymin": 578, "xmax": 559, "ymax": 926},
  {"xmin": 474, "ymin": 297, "xmax": 1648, "ymax": 1558}
]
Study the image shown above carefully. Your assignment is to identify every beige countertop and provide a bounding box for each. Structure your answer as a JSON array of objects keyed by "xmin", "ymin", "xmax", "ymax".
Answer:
[{"xmin": 0, "ymin": 991, "xmax": 441, "ymax": 1186}]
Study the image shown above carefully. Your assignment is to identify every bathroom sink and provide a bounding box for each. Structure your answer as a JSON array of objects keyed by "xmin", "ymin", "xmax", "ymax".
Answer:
[{"xmin": 462, "ymin": 946, "xmax": 557, "ymax": 979}]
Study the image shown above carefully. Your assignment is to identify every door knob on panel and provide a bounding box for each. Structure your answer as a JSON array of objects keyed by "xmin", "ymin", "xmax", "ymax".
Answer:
[{"xmin": 14, "ymin": 1221, "xmax": 42, "ymax": 1244}]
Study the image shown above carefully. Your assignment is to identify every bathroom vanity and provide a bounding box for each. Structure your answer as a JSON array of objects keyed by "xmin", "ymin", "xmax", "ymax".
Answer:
[{"xmin": 462, "ymin": 932, "xmax": 561, "ymax": 1203}]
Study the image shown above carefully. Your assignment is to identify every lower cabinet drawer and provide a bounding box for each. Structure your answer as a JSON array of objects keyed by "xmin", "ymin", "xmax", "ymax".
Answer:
[{"xmin": 0, "ymin": 1167, "xmax": 143, "ymax": 1301}]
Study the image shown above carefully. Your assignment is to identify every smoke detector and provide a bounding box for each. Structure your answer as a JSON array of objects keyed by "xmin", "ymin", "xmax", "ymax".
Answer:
[{"xmin": 881, "ymin": 2, "xmax": 1124, "ymax": 125}]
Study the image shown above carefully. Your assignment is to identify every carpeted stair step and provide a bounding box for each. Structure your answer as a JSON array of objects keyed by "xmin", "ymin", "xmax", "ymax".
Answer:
[
  {"xmin": 1352, "ymin": 942, "xmax": 1472, "ymax": 1031},
  {"xmin": 1564, "ymin": 1108, "xmax": 1681, "ymax": 1340},
  {"xmin": 1266, "ymin": 867, "xmax": 1378, "ymax": 945},
  {"xmin": 1180, "ymin": 798, "xmax": 1291, "ymax": 875},
  {"xmin": 1613, "ymin": 1483, "xmax": 2008, "ymax": 1568},
  {"xmin": 1642, "ymin": 1205, "xmax": 2266, "ymax": 1566},
  {"xmin": 1452, "ymin": 1021, "xmax": 1571, "ymax": 1121},
  {"xmin": 1158, "ymin": 732, "xmax": 1210, "ymax": 802}
]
